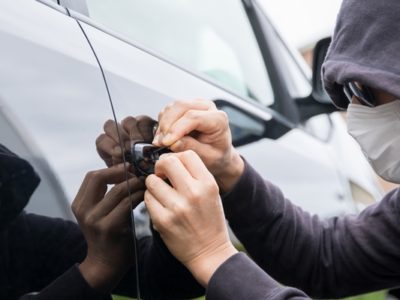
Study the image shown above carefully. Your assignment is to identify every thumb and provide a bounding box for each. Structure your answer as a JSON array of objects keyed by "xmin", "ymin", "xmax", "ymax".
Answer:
[{"xmin": 169, "ymin": 136, "xmax": 215, "ymax": 159}]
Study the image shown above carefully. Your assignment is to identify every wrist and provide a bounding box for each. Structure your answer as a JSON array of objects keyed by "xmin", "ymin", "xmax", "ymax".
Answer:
[
  {"xmin": 78, "ymin": 256, "xmax": 127, "ymax": 294},
  {"xmin": 186, "ymin": 242, "xmax": 238, "ymax": 287},
  {"xmin": 215, "ymin": 150, "xmax": 244, "ymax": 193}
]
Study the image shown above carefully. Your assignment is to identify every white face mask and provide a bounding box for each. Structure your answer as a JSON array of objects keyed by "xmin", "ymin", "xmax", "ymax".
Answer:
[{"xmin": 347, "ymin": 100, "xmax": 400, "ymax": 183}]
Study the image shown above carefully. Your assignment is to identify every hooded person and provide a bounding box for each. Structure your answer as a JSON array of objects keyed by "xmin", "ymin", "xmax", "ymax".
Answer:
[
  {"xmin": 322, "ymin": 0, "xmax": 400, "ymax": 183},
  {"xmin": 0, "ymin": 144, "xmax": 111, "ymax": 299},
  {"xmin": 0, "ymin": 145, "xmax": 40, "ymax": 230},
  {"xmin": 124, "ymin": 1, "xmax": 400, "ymax": 299}
]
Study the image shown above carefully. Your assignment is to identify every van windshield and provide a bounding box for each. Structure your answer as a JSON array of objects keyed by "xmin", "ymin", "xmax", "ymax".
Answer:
[{"xmin": 86, "ymin": 0, "xmax": 274, "ymax": 106}]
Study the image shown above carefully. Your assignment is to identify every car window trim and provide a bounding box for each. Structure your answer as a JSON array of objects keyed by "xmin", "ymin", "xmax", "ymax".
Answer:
[
  {"xmin": 243, "ymin": 0, "xmax": 301, "ymax": 124},
  {"xmin": 36, "ymin": 0, "xmax": 68, "ymax": 14},
  {"xmin": 60, "ymin": 0, "xmax": 89, "ymax": 15}
]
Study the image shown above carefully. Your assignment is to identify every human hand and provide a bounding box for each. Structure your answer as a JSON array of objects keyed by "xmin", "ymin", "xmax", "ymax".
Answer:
[
  {"xmin": 96, "ymin": 116, "xmax": 157, "ymax": 167},
  {"xmin": 154, "ymin": 99, "xmax": 244, "ymax": 193},
  {"xmin": 144, "ymin": 150, "xmax": 238, "ymax": 287},
  {"xmin": 71, "ymin": 164, "xmax": 145, "ymax": 293}
]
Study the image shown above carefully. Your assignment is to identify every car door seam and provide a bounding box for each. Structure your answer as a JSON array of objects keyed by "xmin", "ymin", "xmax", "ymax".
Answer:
[{"xmin": 72, "ymin": 14, "xmax": 142, "ymax": 299}]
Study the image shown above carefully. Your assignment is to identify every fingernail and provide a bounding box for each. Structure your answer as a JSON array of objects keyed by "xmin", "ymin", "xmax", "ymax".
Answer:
[
  {"xmin": 153, "ymin": 133, "xmax": 162, "ymax": 146},
  {"xmin": 162, "ymin": 133, "xmax": 174, "ymax": 145}
]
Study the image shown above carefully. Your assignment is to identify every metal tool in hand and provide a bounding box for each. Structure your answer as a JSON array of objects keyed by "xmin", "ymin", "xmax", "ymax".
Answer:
[{"xmin": 130, "ymin": 143, "xmax": 171, "ymax": 176}]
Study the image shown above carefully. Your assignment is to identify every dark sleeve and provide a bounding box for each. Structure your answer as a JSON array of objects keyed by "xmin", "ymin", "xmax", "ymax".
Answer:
[
  {"xmin": 118, "ymin": 229, "xmax": 204, "ymax": 299},
  {"xmin": 207, "ymin": 253, "xmax": 308, "ymax": 300},
  {"xmin": 24, "ymin": 214, "xmax": 87, "ymax": 288},
  {"xmin": 18, "ymin": 214, "xmax": 203, "ymax": 300},
  {"xmin": 20, "ymin": 266, "xmax": 110, "ymax": 300},
  {"xmin": 222, "ymin": 161, "xmax": 400, "ymax": 298},
  {"xmin": 10, "ymin": 213, "xmax": 109, "ymax": 300}
]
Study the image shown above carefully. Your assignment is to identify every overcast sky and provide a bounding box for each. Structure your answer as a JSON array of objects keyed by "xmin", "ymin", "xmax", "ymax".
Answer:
[{"xmin": 258, "ymin": 0, "xmax": 343, "ymax": 49}]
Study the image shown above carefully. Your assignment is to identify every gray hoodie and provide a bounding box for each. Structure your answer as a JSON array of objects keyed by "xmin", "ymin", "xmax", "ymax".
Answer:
[
  {"xmin": 205, "ymin": 1, "xmax": 400, "ymax": 299},
  {"xmin": 322, "ymin": 0, "xmax": 400, "ymax": 109}
]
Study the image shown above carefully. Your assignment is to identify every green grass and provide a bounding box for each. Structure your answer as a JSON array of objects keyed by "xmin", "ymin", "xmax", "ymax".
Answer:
[
  {"xmin": 112, "ymin": 296, "xmax": 204, "ymax": 300},
  {"xmin": 342, "ymin": 290, "xmax": 387, "ymax": 300},
  {"xmin": 113, "ymin": 290, "xmax": 386, "ymax": 300},
  {"xmin": 112, "ymin": 296, "xmax": 205, "ymax": 300}
]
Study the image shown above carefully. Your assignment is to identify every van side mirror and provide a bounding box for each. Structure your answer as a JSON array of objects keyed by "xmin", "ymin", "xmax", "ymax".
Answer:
[
  {"xmin": 311, "ymin": 37, "xmax": 332, "ymax": 104},
  {"xmin": 296, "ymin": 37, "xmax": 336, "ymax": 122}
]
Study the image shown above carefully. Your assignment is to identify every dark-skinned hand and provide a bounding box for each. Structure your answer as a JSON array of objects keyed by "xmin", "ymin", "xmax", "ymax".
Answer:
[
  {"xmin": 71, "ymin": 164, "xmax": 144, "ymax": 294},
  {"xmin": 96, "ymin": 116, "xmax": 157, "ymax": 167}
]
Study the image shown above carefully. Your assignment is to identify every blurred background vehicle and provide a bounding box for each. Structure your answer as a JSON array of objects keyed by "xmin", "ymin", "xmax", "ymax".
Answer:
[{"xmin": 260, "ymin": 0, "xmax": 398, "ymax": 195}]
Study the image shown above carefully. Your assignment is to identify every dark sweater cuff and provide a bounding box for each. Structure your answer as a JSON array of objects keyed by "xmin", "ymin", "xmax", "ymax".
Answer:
[
  {"xmin": 207, "ymin": 253, "xmax": 309, "ymax": 300},
  {"xmin": 22, "ymin": 265, "xmax": 111, "ymax": 300},
  {"xmin": 222, "ymin": 160, "xmax": 282, "ymax": 225},
  {"xmin": 221, "ymin": 158, "xmax": 253, "ymax": 201},
  {"xmin": 206, "ymin": 253, "xmax": 281, "ymax": 300}
]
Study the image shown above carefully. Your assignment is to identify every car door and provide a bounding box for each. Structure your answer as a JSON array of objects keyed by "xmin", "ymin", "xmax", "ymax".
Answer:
[
  {"xmin": 53, "ymin": 0, "xmax": 360, "ymax": 219},
  {"xmin": 0, "ymin": 0, "xmax": 120, "ymax": 219}
]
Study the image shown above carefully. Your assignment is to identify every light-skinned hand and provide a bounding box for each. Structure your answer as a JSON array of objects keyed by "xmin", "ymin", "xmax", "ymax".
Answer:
[
  {"xmin": 144, "ymin": 150, "xmax": 238, "ymax": 287},
  {"xmin": 153, "ymin": 99, "xmax": 244, "ymax": 193}
]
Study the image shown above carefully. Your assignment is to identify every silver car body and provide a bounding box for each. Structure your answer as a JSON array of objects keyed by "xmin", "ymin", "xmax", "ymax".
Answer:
[{"xmin": 0, "ymin": 0, "xmax": 382, "ymax": 222}]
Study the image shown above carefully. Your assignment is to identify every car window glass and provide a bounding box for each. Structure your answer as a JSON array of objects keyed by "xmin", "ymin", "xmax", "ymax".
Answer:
[
  {"xmin": 253, "ymin": 2, "xmax": 311, "ymax": 99},
  {"xmin": 84, "ymin": 0, "xmax": 274, "ymax": 106},
  {"xmin": 273, "ymin": 32, "xmax": 312, "ymax": 99}
]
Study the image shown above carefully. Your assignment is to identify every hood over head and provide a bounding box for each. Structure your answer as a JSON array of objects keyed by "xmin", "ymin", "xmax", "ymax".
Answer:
[
  {"xmin": 0, "ymin": 144, "xmax": 40, "ymax": 230},
  {"xmin": 322, "ymin": 0, "xmax": 400, "ymax": 109}
]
